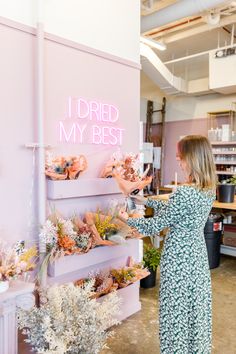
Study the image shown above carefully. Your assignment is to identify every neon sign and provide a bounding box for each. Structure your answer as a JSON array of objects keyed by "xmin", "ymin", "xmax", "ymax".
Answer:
[{"xmin": 59, "ymin": 97, "xmax": 125, "ymax": 146}]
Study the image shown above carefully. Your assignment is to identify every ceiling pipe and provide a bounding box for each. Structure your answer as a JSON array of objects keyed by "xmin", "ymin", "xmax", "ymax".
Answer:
[{"xmin": 141, "ymin": 0, "xmax": 231, "ymax": 33}]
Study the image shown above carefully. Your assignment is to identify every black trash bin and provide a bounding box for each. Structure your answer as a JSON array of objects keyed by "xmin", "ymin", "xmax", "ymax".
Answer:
[{"xmin": 204, "ymin": 213, "xmax": 223, "ymax": 269}]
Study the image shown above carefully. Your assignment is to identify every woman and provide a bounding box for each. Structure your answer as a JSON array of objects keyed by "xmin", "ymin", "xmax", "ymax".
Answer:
[{"xmin": 119, "ymin": 135, "xmax": 217, "ymax": 354}]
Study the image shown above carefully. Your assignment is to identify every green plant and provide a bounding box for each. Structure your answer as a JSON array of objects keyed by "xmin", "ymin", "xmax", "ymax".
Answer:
[
  {"xmin": 225, "ymin": 175, "xmax": 236, "ymax": 184},
  {"xmin": 143, "ymin": 245, "xmax": 161, "ymax": 272}
]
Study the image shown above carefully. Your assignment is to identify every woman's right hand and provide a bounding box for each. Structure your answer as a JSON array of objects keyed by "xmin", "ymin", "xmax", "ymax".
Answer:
[{"xmin": 128, "ymin": 195, "xmax": 147, "ymax": 206}]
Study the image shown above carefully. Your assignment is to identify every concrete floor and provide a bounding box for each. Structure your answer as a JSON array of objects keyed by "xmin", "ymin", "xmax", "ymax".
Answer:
[{"xmin": 19, "ymin": 255, "xmax": 236, "ymax": 354}]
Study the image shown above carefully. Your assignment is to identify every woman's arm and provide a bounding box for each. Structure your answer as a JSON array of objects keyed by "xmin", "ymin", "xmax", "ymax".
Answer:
[
  {"xmin": 146, "ymin": 198, "xmax": 167, "ymax": 215},
  {"xmin": 127, "ymin": 187, "xmax": 186, "ymax": 236}
]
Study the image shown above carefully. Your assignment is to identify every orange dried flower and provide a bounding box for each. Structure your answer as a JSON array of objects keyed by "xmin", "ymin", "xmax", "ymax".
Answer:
[{"xmin": 58, "ymin": 235, "xmax": 75, "ymax": 250}]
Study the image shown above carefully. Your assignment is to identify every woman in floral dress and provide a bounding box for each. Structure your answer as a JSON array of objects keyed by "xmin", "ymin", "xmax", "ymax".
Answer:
[{"xmin": 119, "ymin": 135, "xmax": 216, "ymax": 354}]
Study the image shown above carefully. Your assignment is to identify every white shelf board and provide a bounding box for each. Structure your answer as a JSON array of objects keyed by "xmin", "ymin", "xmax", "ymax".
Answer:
[
  {"xmin": 47, "ymin": 178, "xmax": 121, "ymax": 199},
  {"xmin": 211, "ymin": 141, "xmax": 236, "ymax": 146},
  {"xmin": 220, "ymin": 245, "xmax": 236, "ymax": 257},
  {"xmin": 213, "ymin": 152, "xmax": 236, "ymax": 155},
  {"xmin": 48, "ymin": 239, "xmax": 140, "ymax": 277},
  {"xmin": 215, "ymin": 161, "xmax": 236, "ymax": 165},
  {"xmin": 97, "ymin": 282, "xmax": 141, "ymax": 323},
  {"xmin": 216, "ymin": 171, "xmax": 236, "ymax": 175}
]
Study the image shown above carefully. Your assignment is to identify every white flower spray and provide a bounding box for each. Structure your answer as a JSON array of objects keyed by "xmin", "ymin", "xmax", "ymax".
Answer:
[{"xmin": 17, "ymin": 281, "xmax": 121, "ymax": 354}]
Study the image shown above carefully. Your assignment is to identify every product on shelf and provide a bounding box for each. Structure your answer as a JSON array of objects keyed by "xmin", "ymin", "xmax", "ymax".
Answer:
[
  {"xmin": 45, "ymin": 154, "xmax": 88, "ymax": 180},
  {"xmin": 39, "ymin": 209, "xmax": 144, "ymax": 277},
  {"xmin": 74, "ymin": 258, "xmax": 150, "ymax": 298}
]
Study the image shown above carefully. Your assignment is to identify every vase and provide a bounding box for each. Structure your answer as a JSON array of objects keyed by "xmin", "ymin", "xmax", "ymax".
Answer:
[
  {"xmin": 0, "ymin": 280, "xmax": 9, "ymax": 293},
  {"xmin": 140, "ymin": 269, "xmax": 156, "ymax": 289}
]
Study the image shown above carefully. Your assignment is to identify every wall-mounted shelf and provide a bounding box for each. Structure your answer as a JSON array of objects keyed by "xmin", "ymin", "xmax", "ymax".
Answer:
[
  {"xmin": 216, "ymin": 171, "xmax": 235, "ymax": 175},
  {"xmin": 213, "ymin": 152, "xmax": 236, "ymax": 155},
  {"xmin": 215, "ymin": 161, "xmax": 236, "ymax": 165},
  {"xmin": 47, "ymin": 239, "xmax": 143, "ymax": 320},
  {"xmin": 97, "ymin": 282, "xmax": 141, "ymax": 323},
  {"xmin": 211, "ymin": 141, "xmax": 236, "ymax": 146},
  {"xmin": 47, "ymin": 178, "xmax": 121, "ymax": 200},
  {"xmin": 48, "ymin": 239, "xmax": 141, "ymax": 277}
]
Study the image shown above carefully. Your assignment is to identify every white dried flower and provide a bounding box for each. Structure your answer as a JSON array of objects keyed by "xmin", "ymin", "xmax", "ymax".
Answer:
[
  {"xmin": 57, "ymin": 218, "xmax": 77, "ymax": 238},
  {"xmin": 39, "ymin": 220, "xmax": 58, "ymax": 246},
  {"xmin": 17, "ymin": 282, "xmax": 121, "ymax": 354}
]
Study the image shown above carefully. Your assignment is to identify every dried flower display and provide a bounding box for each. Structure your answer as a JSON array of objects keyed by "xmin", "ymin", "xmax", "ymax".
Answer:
[
  {"xmin": 75, "ymin": 270, "xmax": 118, "ymax": 299},
  {"xmin": 100, "ymin": 151, "xmax": 141, "ymax": 180},
  {"xmin": 0, "ymin": 239, "xmax": 37, "ymax": 283},
  {"xmin": 45, "ymin": 154, "xmax": 87, "ymax": 180},
  {"xmin": 75, "ymin": 259, "xmax": 150, "ymax": 297},
  {"xmin": 39, "ymin": 215, "xmax": 93, "ymax": 257},
  {"xmin": 84, "ymin": 210, "xmax": 142, "ymax": 245},
  {"xmin": 17, "ymin": 282, "xmax": 121, "ymax": 354},
  {"xmin": 39, "ymin": 209, "xmax": 143, "ymax": 283},
  {"xmin": 100, "ymin": 151, "xmax": 152, "ymax": 196},
  {"xmin": 110, "ymin": 262, "xmax": 150, "ymax": 288}
]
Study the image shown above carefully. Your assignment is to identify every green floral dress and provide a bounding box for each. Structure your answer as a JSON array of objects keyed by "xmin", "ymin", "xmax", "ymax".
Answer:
[{"xmin": 127, "ymin": 185, "xmax": 215, "ymax": 354}]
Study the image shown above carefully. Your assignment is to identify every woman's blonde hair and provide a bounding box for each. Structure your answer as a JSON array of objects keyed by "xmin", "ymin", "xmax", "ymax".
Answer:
[{"xmin": 177, "ymin": 135, "xmax": 217, "ymax": 190}]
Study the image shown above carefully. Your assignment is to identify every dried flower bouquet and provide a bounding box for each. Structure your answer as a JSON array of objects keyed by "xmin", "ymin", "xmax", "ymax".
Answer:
[
  {"xmin": 75, "ymin": 258, "xmax": 150, "ymax": 298},
  {"xmin": 17, "ymin": 282, "xmax": 121, "ymax": 354},
  {"xmin": 100, "ymin": 151, "xmax": 152, "ymax": 195},
  {"xmin": 45, "ymin": 154, "xmax": 87, "ymax": 180},
  {"xmin": 0, "ymin": 239, "xmax": 37, "ymax": 282}
]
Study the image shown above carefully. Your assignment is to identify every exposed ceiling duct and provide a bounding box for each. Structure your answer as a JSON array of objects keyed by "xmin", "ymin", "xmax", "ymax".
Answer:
[
  {"xmin": 140, "ymin": 43, "xmax": 188, "ymax": 95},
  {"xmin": 141, "ymin": 0, "xmax": 231, "ymax": 33}
]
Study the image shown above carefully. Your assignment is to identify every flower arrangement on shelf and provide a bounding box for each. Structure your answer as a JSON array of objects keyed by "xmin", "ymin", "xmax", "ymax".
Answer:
[
  {"xmin": 39, "ymin": 215, "xmax": 93, "ymax": 259},
  {"xmin": 39, "ymin": 208, "xmax": 143, "ymax": 281},
  {"xmin": 17, "ymin": 281, "xmax": 121, "ymax": 354},
  {"xmin": 0, "ymin": 239, "xmax": 38, "ymax": 292},
  {"xmin": 74, "ymin": 258, "xmax": 150, "ymax": 298},
  {"xmin": 110, "ymin": 262, "xmax": 150, "ymax": 288},
  {"xmin": 45, "ymin": 153, "xmax": 88, "ymax": 180}
]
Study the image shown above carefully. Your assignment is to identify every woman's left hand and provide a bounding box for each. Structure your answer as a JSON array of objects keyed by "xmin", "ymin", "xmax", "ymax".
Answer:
[{"xmin": 118, "ymin": 209, "xmax": 129, "ymax": 222}]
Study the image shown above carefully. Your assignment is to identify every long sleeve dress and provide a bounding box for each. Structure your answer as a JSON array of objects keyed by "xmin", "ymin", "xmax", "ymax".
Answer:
[{"xmin": 127, "ymin": 185, "xmax": 215, "ymax": 354}]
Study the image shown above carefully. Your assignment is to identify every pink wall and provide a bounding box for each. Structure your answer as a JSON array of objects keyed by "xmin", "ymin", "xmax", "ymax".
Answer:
[
  {"xmin": 0, "ymin": 22, "xmax": 36, "ymax": 243},
  {"xmin": 0, "ymin": 18, "xmax": 140, "ymax": 243}
]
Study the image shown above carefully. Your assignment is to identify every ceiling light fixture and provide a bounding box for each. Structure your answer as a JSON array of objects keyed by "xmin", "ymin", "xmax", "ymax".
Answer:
[{"xmin": 140, "ymin": 36, "xmax": 166, "ymax": 51}]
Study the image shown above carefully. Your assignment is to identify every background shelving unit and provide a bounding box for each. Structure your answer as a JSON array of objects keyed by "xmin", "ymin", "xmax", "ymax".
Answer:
[
  {"xmin": 211, "ymin": 141, "xmax": 236, "ymax": 177},
  {"xmin": 208, "ymin": 110, "xmax": 236, "ymax": 179},
  {"xmin": 208, "ymin": 110, "xmax": 236, "ymax": 257}
]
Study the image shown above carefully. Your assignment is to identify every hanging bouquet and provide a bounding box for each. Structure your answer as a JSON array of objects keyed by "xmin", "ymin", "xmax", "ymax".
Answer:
[
  {"xmin": 17, "ymin": 281, "xmax": 121, "ymax": 354},
  {"xmin": 45, "ymin": 153, "xmax": 88, "ymax": 180},
  {"xmin": 0, "ymin": 239, "xmax": 37, "ymax": 282}
]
